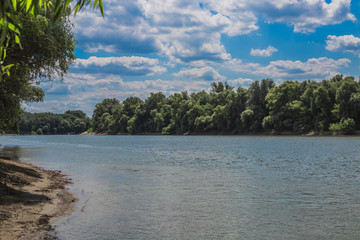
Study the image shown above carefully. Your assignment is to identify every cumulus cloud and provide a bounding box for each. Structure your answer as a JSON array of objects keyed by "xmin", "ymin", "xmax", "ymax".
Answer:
[
  {"xmin": 228, "ymin": 57, "xmax": 351, "ymax": 81},
  {"xmin": 326, "ymin": 35, "xmax": 360, "ymax": 56},
  {"xmin": 25, "ymin": 73, "xmax": 213, "ymax": 115},
  {"xmin": 173, "ymin": 66, "xmax": 225, "ymax": 81},
  {"xmin": 227, "ymin": 78, "xmax": 254, "ymax": 87},
  {"xmin": 73, "ymin": 0, "xmax": 240, "ymax": 64},
  {"xmin": 250, "ymin": 45, "xmax": 278, "ymax": 57},
  {"xmin": 73, "ymin": 1, "xmax": 160, "ymax": 54},
  {"xmin": 251, "ymin": 0, "xmax": 355, "ymax": 33},
  {"xmin": 73, "ymin": 0, "xmax": 356, "ymax": 64},
  {"xmin": 72, "ymin": 56, "xmax": 167, "ymax": 76}
]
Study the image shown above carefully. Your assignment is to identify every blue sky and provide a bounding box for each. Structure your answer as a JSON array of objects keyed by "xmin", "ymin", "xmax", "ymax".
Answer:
[{"xmin": 25, "ymin": 0, "xmax": 360, "ymax": 115}]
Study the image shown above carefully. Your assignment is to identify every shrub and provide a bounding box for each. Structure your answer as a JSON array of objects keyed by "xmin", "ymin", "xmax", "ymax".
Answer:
[{"xmin": 329, "ymin": 118, "xmax": 355, "ymax": 134}]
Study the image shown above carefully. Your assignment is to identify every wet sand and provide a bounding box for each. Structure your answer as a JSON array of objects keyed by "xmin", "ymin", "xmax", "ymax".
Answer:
[{"xmin": 0, "ymin": 156, "xmax": 76, "ymax": 240}]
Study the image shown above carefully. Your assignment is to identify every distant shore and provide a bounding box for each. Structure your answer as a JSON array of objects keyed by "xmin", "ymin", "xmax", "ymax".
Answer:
[
  {"xmin": 2, "ymin": 129, "xmax": 360, "ymax": 136},
  {"xmin": 81, "ymin": 130, "xmax": 360, "ymax": 136},
  {"xmin": 0, "ymin": 155, "xmax": 76, "ymax": 239}
]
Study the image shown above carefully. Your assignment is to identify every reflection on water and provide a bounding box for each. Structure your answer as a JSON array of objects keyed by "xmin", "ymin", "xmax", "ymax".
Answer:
[
  {"xmin": 0, "ymin": 146, "xmax": 22, "ymax": 160},
  {"xmin": 0, "ymin": 135, "xmax": 360, "ymax": 240}
]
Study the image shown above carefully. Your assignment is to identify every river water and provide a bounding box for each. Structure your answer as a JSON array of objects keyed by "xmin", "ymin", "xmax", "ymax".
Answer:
[{"xmin": 1, "ymin": 135, "xmax": 360, "ymax": 239}]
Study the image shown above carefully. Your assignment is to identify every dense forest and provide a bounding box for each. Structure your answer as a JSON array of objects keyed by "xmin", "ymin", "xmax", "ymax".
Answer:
[
  {"xmin": 13, "ymin": 74, "xmax": 360, "ymax": 135},
  {"xmin": 90, "ymin": 75, "xmax": 360, "ymax": 135},
  {"xmin": 19, "ymin": 110, "xmax": 90, "ymax": 134}
]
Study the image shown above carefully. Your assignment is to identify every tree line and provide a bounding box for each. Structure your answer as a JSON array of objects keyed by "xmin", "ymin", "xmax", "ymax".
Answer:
[
  {"xmin": 90, "ymin": 75, "xmax": 360, "ymax": 135},
  {"xmin": 19, "ymin": 110, "xmax": 90, "ymax": 134}
]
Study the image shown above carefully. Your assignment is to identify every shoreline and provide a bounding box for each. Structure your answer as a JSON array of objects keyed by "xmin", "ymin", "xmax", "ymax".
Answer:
[
  {"xmin": 0, "ymin": 156, "xmax": 77, "ymax": 240},
  {"xmin": 3, "ymin": 129, "xmax": 360, "ymax": 136},
  {"xmin": 80, "ymin": 130, "xmax": 360, "ymax": 136}
]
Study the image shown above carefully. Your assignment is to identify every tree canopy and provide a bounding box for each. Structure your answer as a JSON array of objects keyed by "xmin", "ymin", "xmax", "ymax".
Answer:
[
  {"xmin": 19, "ymin": 110, "xmax": 90, "ymax": 134},
  {"xmin": 0, "ymin": 1, "xmax": 76, "ymax": 132},
  {"xmin": 0, "ymin": 0, "xmax": 104, "ymax": 76},
  {"xmin": 89, "ymin": 75, "xmax": 360, "ymax": 135}
]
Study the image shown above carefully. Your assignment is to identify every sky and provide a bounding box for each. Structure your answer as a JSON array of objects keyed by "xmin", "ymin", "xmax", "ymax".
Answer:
[{"xmin": 25, "ymin": 0, "xmax": 360, "ymax": 116}]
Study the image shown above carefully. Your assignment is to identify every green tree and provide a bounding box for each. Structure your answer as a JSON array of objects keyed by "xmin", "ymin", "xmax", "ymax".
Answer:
[
  {"xmin": 0, "ymin": 0, "xmax": 104, "ymax": 132},
  {"xmin": 144, "ymin": 92, "xmax": 166, "ymax": 132},
  {"xmin": 0, "ymin": 5, "xmax": 77, "ymax": 132},
  {"xmin": 240, "ymin": 109, "xmax": 254, "ymax": 130},
  {"xmin": 92, "ymin": 98, "xmax": 120, "ymax": 132},
  {"xmin": 185, "ymin": 103, "xmax": 205, "ymax": 132},
  {"xmin": 336, "ymin": 77, "xmax": 360, "ymax": 120},
  {"xmin": 19, "ymin": 110, "xmax": 90, "ymax": 134},
  {"xmin": 246, "ymin": 79, "xmax": 275, "ymax": 129},
  {"xmin": 265, "ymin": 81, "xmax": 302, "ymax": 130},
  {"xmin": 125, "ymin": 101, "xmax": 145, "ymax": 134},
  {"xmin": 165, "ymin": 92, "xmax": 189, "ymax": 133},
  {"xmin": 89, "ymin": 76, "xmax": 360, "ymax": 135},
  {"xmin": 73, "ymin": 118, "xmax": 87, "ymax": 133},
  {"xmin": 329, "ymin": 118, "xmax": 356, "ymax": 134},
  {"xmin": 313, "ymin": 86, "xmax": 331, "ymax": 130},
  {"xmin": 1, "ymin": 0, "xmax": 104, "ymax": 75}
]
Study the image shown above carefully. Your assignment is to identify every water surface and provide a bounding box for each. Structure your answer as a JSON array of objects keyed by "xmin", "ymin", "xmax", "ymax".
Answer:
[{"xmin": 1, "ymin": 135, "xmax": 360, "ymax": 239}]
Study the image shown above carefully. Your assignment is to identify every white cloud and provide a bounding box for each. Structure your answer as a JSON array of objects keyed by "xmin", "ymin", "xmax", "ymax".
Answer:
[
  {"xmin": 227, "ymin": 78, "xmax": 254, "ymax": 87},
  {"xmin": 326, "ymin": 35, "xmax": 360, "ymax": 56},
  {"xmin": 228, "ymin": 57, "xmax": 351, "ymax": 81},
  {"xmin": 26, "ymin": 73, "xmax": 213, "ymax": 115},
  {"xmin": 251, "ymin": 0, "xmax": 355, "ymax": 33},
  {"xmin": 73, "ymin": 56, "xmax": 167, "ymax": 76},
  {"xmin": 73, "ymin": 0, "xmax": 256, "ymax": 64},
  {"xmin": 250, "ymin": 45, "xmax": 278, "ymax": 57},
  {"xmin": 173, "ymin": 67, "xmax": 225, "ymax": 81},
  {"xmin": 73, "ymin": 1, "xmax": 161, "ymax": 54},
  {"xmin": 74, "ymin": 0, "xmax": 241, "ymax": 63},
  {"xmin": 72, "ymin": 0, "xmax": 356, "ymax": 66}
]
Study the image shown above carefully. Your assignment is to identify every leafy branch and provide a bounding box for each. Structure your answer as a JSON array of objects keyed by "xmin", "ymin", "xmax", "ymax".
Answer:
[{"xmin": 0, "ymin": 0, "xmax": 104, "ymax": 79}]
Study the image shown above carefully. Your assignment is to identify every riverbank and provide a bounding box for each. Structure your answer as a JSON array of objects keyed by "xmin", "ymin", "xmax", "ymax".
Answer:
[
  {"xmin": 80, "ymin": 129, "xmax": 360, "ymax": 136},
  {"xmin": 0, "ymin": 156, "xmax": 76, "ymax": 240}
]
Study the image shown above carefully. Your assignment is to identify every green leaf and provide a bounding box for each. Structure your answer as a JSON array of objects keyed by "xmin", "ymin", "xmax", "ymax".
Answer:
[
  {"xmin": 53, "ymin": 0, "xmax": 62, "ymax": 21},
  {"xmin": 11, "ymin": 0, "xmax": 17, "ymax": 11},
  {"xmin": 30, "ymin": 5, "xmax": 35, "ymax": 15},
  {"xmin": 5, "ymin": 64, "xmax": 14, "ymax": 69},
  {"xmin": 65, "ymin": 0, "xmax": 71, "ymax": 8},
  {"xmin": 74, "ymin": 4, "xmax": 80, "ymax": 16},
  {"xmin": 8, "ymin": 22, "xmax": 20, "ymax": 35},
  {"xmin": 0, "ymin": 46, "xmax": 3, "ymax": 60},
  {"xmin": 26, "ymin": 0, "xmax": 32, "ymax": 12},
  {"xmin": 99, "ymin": 0, "xmax": 104, "ymax": 17},
  {"xmin": 94, "ymin": 0, "xmax": 99, "ymax": 10},
  {"xmin": 15, "ymin": 34, "xmax": 20, "ymax": 44},
  {"xmin": 8, "ymin": 22, "xmax": 15, "ymax": 31}
]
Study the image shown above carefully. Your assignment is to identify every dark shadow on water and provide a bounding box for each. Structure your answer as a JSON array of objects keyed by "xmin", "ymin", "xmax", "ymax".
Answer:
[{"xmin": 0, "ymin": 146, "xmax": 22, "ymax": 161}]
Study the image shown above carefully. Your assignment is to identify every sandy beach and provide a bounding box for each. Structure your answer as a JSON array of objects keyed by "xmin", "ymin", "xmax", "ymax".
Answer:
[{"xmin": 0, "ymin": 156, "xmax": 76, "ymax": 240}]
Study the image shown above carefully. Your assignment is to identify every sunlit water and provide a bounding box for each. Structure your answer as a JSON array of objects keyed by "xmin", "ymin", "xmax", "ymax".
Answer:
[{"xmin": 1, "ymin": 135, "xmax": 360, "ymax": 239}]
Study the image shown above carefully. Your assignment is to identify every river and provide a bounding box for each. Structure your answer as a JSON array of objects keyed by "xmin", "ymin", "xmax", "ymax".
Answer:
[{"xmin": 1, "ymin": 135, "xmax": 360, "ymax": 239}]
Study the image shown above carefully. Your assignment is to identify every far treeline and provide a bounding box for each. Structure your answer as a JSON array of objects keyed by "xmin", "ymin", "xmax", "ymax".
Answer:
[
  {"xmin": 19, "ymin": 110, "xmax": 90, "ymax": 135},
  {"xmin": 91, "ymin": 74, "xmax": 360, "ymax": 135},
  {"xmin": 18, "ymin": 74, "xmax": 360, "ymax": 135}
]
